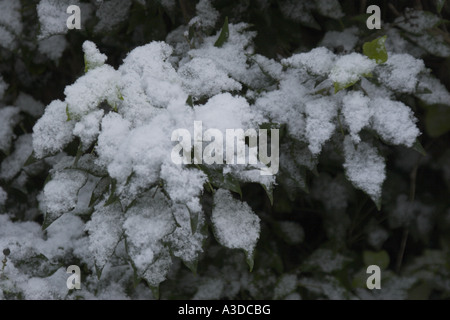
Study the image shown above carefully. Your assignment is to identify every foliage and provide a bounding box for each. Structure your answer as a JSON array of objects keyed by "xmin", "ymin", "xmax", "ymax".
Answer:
[{"xmin": 1, "ymin": 0, "xmax": 450, "ymax": 300}]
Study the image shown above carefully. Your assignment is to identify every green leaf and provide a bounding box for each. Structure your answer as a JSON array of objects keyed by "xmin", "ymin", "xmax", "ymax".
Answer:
[
  {"xmin": 261, "ymin": 183, "xmax": 273, "ymax": 206},
  {"xmin": 334, "ymin": 79, "xmax": 358, "ymax": 93},
  {"xmin": 437, "ymin": 0, "xmax": 446, "ymax": 13},
  {"xmin": 95, "ymin": 264, "xmax": 103, "ymax": 280},
  {"xmin": 425, "ymin": 104, "xmax": 450, "ymax": 137},
  {"xmin": 104, "ymin": 179, "xmax": 119, "ymax": 206},
  {"xmin": 66, "ymin": 105, "xmax": 72, "ymax": 121},
  {"xmin": 23, "ymin": 151, "xmax": 38, "ymax": 167},
  {"xmin": 363, "ymin": 250, "xmax": 390, "ymax": 269},
  {"xmin": 182, "ymin": 259, "xmax": 198, "ymax": 275},
  {"xmin": 89, "ymin": 176, "xmax": 111, "ymax": 207},
  {"xmin": 245, "ymin": 250, "xmax": 255, "ymax": 272},
  {"xmin": 186, "ymin": 95, "xmax": 194, "ymax": 107},
  {"xmin": 198, "ymin": 165, "xmax": 242, "ymax": 197},
  {"xmin": 363, "ymin": 35, "xmax": 388, "ymax": 64},
  {"xmin": 412, "ymin": 139, "xmax": 427, "ymax": 156},
  {"xmin": 186, "ymin": 205, "xmax": 199, "ymax": 234},
  {"xmin": 214, "ymin": 17, "xmax": 229, "ymax": 48}
]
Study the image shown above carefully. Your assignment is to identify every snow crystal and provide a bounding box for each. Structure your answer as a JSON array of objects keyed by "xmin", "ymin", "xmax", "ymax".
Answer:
[
  {"xmin": 282, "ymin": 47, "xmax": 336, "ymax": 76},
  {"xmin": 279, "ymin": 1, "xmax": 317, "ymax": 28},
  {"xmin": 165, "ymin": 205, "xmax": 207, "ymax": 263},
  {"xmin": 190, "ymin": 0, "xmax": 219, "ymax": 29},
  {"xmin": 73, "ymin": 110, "xmax": 104, "ymax": 149},
  {"xmin": 42, "ymin": 169, "xmax": 88, "ymax": 221},
  {"xmin": 64, "ymin": 64, "xmax": 120, "ymax": 118},
  {"xmin": 118, "ymin": 41, "xmax": 185, "ymax": 125},
  {"xmin": 0, "ymin": 134, "xmax": 33, "ymax": 181},
  {"xmin": 377, "ymin": 54, "xmax": 425, "ymax": 93},
  {"xmin": 212, "ymin": 189, "xmax": 260, "ymax": 255},
  {"xmin": 330, "ymin": 53, "xmax": 376, "ymax": 87},
  {"xmin": 32, "ymin": 99, "xmax": 75, "ymax": 158},
  {"xmin": 85, "ymin": 203, "xmax": 124, "ymax": 269},
  {"xmin": 343, "ymin": 137, "xmax": 386, "ymax": 204},
  {"xmin": 195, "ymin": 93, "xmax": 261, "ymax": 132},
  {"xmin": 83, "ymin": 40, "xmax": 107, "ymax": 70},
  {"xmin": 311, "ymin": 174, "xmax": 350, "ymax": 212},
  {"xmin": 179, "ymin": 57, "xmax": 242, "ymax": 98},
  {"xmin": 160, "ymin": 163, "xmax": 206, "ymax": 205},
  {"xmin": 38, "ymin": 35, "xmax": 68, "ymax": 61},
  {"xmin": 0, "ymin": 106, "xmax": 20, "ymax": 152},
  {"xmin": 320, "ymin": 27, "xmax": 359, "ymax": 52},
  {"xmin": 416, "ymin": 74, "xmax": 450, "ymax": 105},
  {"xmin": 305, "ymin": 97, "xmax": 337, "ymax": 155},
  {"xmin": 370, "ymin": 98, "xmax": 420, "ymax": 147},
  {"xmin": 15, "ymin": 92, "xmax": 45, "ymax": 118},
  {"xmin": 0, "ymin": 186, "xmax": 7, "ymax": 206},
  {"xmin": 124, "ymin": 191, "xmax": 175, "ymax": 286},
  {"xmin": 342, "ymin": 91, "xmax": 371, "ymax": 143},
  {"xmin": 37, "ymin": 0, "xmax": 80, "ymax": 39}
]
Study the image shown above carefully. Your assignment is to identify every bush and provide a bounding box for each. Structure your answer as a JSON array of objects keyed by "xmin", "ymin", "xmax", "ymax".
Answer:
[{"xmin": 0, "ymin": 0, "xmax": 449, "ymax": 300}]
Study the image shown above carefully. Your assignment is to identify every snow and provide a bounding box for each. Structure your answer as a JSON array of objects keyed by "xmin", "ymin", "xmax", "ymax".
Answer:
[
  {"xmin": 123, "ymin": 190, "xmax": 175, "ymax": 286},
  {"xmin": 15, "ymin": 93, "xmax": 45, "ymax": 118},
  {"xmin": 303, "ymin": 248, "xmax": 349, "ymax": 273},
  {"xmin": 343, "ymin": 137, "xmax": 386, "ymax": 204},
  {"xmin": 73, "ymin": 110, "xmax": 104, "ymax": 149},
  {"xmin": 282, "ymin": 47, "xmax": 336, "ymax": 76},
  {"xmin": 370, "ymin": 98, "xmax": 420, "ymax": 147},
  {"xmin": 32, "ymin": 99, "xmax": 75, "ymax": 158},
  {"xmin": 37, "ymin": 0, "xmax": 80, "ymax": 39},
  {"xmin": 305, "ymin": 97, "xmax": 337, "ymax": 155},
  {"xmin": 316, "ymin": 0, "xmax": 344, "ymax": 19},
  {"xmin": 212, "ymin": 189, "xmax": 261, "ymax": 256},
  {"xmin": 0, "ymin": 106, "xmax": 21, "ymax": 152},
  {"xmin": 178, "ymin": 57, "xmax": 242, "ymax": 98},
  {"xmin": 0, "ymin": 134, "xmax": 33, "ymax": 181},
  {"xmin": 85, "ymin": 203, "xmax": 123, "ymax": 270},
  {"xmin": 377, "ymin": 54, "xmax": 425, "ymax": 93},
  {"xmin": 330, "ymin": 53, "xmax": 376, "ymax": 88},
  {"xmin": 190, "ymin": 0, "xmax": 219, "ymax": 29},
  {"xmin": 38, "ymin": 35, "xmax": 68, "ymax": 61},
  {"xmin": 274, "ymin": 274, "xmax": 297, "ymax": 299},
  {"xmin": 83, "ymin": 41, "xmax": 107, "ymax": 70},
  {"xmin": 278, "ymin": 221, "xmax": 304, "ymax": 244},
  {"xmin": 342, "ymin": 91, "xmax": 371, "ymax": 143},
  {"xmin": 320, "ymin": 27, "xmax": 359, "ymax": 52},
  {"xmin": 0, "ymin": 1, "xmax": 22, "ymax": 49},
  {"xmin": 64, "ymin": 65, "xmax": 120, "ymax": 118},
  {"xmin": 42, "ymin": 169, "xmax": 88, "ymax": 222}
]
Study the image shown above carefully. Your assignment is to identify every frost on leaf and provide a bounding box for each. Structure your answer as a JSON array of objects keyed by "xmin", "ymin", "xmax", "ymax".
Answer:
[
  {"xmin": 341, "ymin": 91, "xmax": 371, "ymax": 143},
  {"xmin": 370, "ymin": 98, "xmax": 420, "ymax": 147},
  {"xmin": 123, "ymin": 190, "xmax": 175, "ymax": 287},
  {"xmin": 85, "ymin": 203, "xmax": 123, "ymax": 274},
  {"xmin": 0, "ymin": 186, "xmax": 7, "ymax": 206},
  {"xmin": 0, "ymin": 1, "xmax": 22, "ymax": 50},
  {"xmin": 212, "ymin": 189, "xmax": 261, "ymax": 257},
  {"xmin": 343, "ymin": 137, "xmax": 386, "ymax": 206},
  {"xmin": 32, "ymin": 100, "xmax": 74, "ymax": 158}
]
